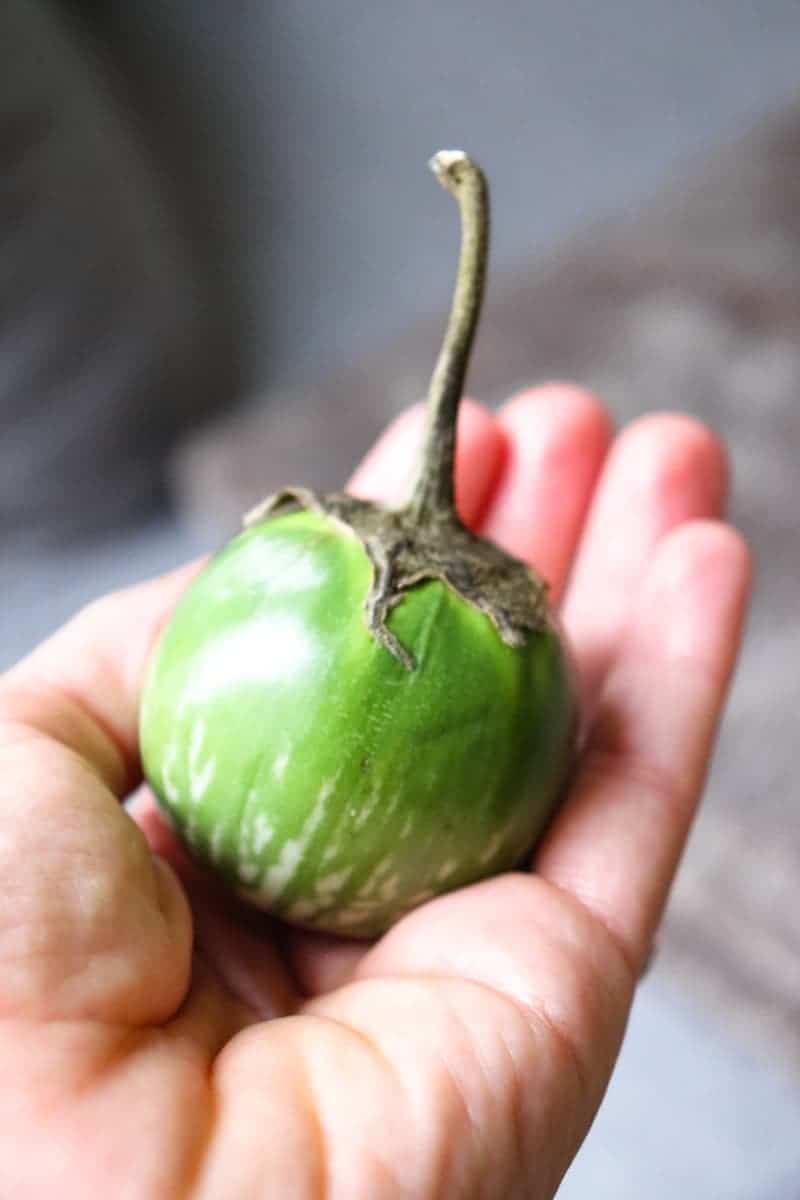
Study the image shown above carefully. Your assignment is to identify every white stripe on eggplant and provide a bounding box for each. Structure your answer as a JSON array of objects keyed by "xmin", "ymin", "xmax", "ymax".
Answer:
[
  {"xmin": 382, "ymin": 790, "xmax": 402, "ymax": 818},
  {"xmin": 188, "ymin": 719, "xmax": 216, "ymax": 803},
  {"xmin": 285, "ymin": 899, "xmax": 321, "ymax": 922},
  {"xmin": 436, "ymin": 859, "xmax": 458, "ymax": 882},
  {"xmin": 238, "ymin": 861, "xmax": 260, "ymax": 884},
  {"xmin": 479, "ymin": 828, "xmax": 505, "ymax": 864},
  {"xmin": 251, "ymin": 812, "xmax": 275, "ymax": 855},
  {"xmin": 321, "ymin": 841, "xmax": 341, "ymax": 865},
  {"xmin": 161, "ymin": 742, "xmax": 181, "ymax": 806},
  {"xmin": 356, "ymin": 857, "xmax": 393, "ymax": 898},
  {"xmin": 379, "ymin": 875, "xmax": 400, "ymax": 901},
  {"xmin": 329, "ymin": 903, "xmax": 384, "ymax": 927},
  {"xmin": 210, "ymin": 822, "xmax": 226, "ymax": 864},
  {"xmin": 315, "ymin": 866, "xmax": 354, "ymax": 898},
  {"xmin": 353, "ymin": 789, "xmax": 381, "ymax": 832},
  {"xmin": 261, "ymin": 778, "xmax": 335, "ymax": 897}
]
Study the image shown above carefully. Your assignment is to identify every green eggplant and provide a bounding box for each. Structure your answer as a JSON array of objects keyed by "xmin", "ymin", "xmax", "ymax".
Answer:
[{"xmin": 139, "ymin": 151, "xmax": 578, "ymax": 937}]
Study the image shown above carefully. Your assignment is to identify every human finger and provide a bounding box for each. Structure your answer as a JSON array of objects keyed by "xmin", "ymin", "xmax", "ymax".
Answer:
[
  {"xmin": 563, "ymin": 413, "xmax": 728, "ymax": 710},
  {"xmin": 535, "ymin": 520, "xmax": 752, "ymax": 972},
  {"xmin": 0, "ymin": 567, "xmax": 202, "ymax": 1024},
  {"xmin": 479, "ymin": 385, "xmax": 612, "ymax": 599}
]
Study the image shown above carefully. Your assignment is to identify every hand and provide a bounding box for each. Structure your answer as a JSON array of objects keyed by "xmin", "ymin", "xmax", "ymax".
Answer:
[{"xmin": 0, "ymin": 386, "xmax": 750, "ymax": 1198}]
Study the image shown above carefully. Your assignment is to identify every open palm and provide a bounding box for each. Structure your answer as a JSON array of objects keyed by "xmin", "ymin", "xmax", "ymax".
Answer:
[{"xmin": 0, "ymin": 386, "xmax": 749, "ymax": 1198}]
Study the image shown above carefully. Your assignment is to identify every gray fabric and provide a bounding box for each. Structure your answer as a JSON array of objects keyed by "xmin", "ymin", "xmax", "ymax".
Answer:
[{"xmin": 0, "ymin": 0, "xmax": 230, "ymax": 543}]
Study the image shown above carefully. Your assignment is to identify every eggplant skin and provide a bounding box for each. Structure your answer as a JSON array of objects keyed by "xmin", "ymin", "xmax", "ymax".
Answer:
[{"xmin": 140, "ymin": 508, "xmax": 577, "ymax": 937}]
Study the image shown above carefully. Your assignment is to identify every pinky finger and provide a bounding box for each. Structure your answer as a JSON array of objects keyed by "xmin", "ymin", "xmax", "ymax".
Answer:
[{"xmin": 534, "ymin": 520, "xmax": 752, "ymax": 975}]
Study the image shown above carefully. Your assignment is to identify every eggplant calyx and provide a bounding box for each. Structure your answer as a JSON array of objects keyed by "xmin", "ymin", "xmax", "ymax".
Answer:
[{"xmin": 245, "ymin": 487, "xmax": 551, "ymax": 671}]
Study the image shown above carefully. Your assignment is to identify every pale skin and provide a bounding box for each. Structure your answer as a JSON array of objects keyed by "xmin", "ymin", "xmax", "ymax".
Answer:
[{"xmin": 0, "ymin": 385, "xmax": 750, "ymax": 1198}]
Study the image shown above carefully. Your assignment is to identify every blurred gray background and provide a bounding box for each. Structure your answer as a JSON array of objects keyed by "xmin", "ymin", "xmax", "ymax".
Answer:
[{"xmin": 2, "ymin": 3, "xmax": 800, "ymax": 1196}]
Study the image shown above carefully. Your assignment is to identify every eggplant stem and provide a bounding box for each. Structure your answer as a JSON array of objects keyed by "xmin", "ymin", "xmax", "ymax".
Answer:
[
  {"xmin": 405, "ymin": 151, "xmax": 489, "ymax": 527},
  {"xmin": 245, "ymin": 154, "xmax": 550, "ymax": 672}
]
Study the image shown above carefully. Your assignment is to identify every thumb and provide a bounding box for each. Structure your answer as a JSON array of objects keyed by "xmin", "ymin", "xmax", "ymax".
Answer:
[{"xmin": 0, "ymin": 566, "xmax": 199, "ymax": 1026}]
